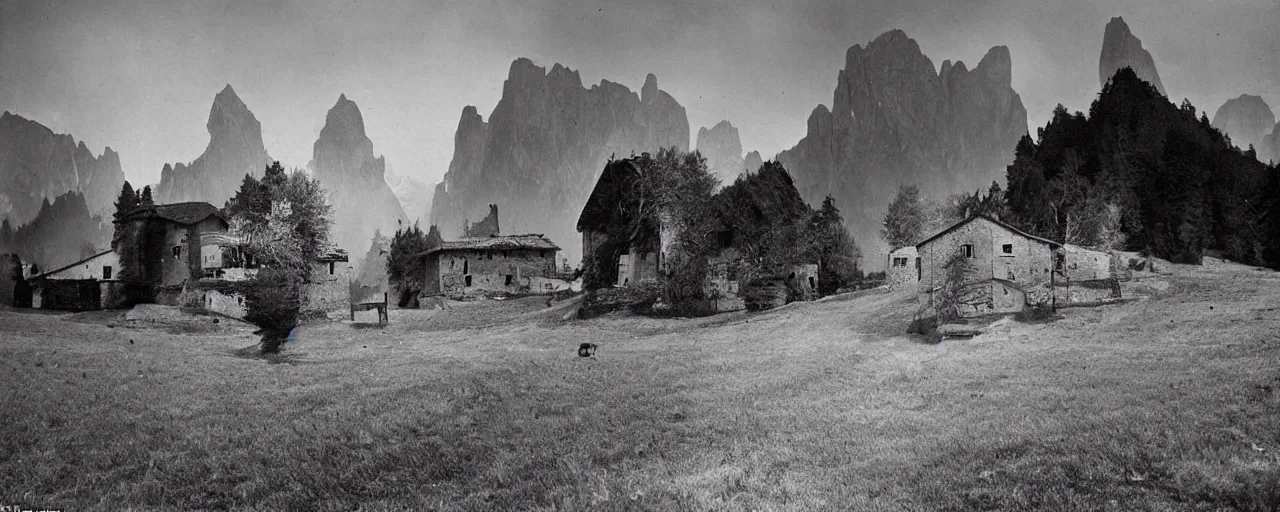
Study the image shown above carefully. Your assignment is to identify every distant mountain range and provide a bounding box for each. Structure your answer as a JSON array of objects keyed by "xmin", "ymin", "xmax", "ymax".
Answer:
[
  {"xmin": 776, "ymin": 29, "xmax": 1029, "ymax": 257},
  {"xmin": 307, "ymin": 94, "xmax": 407, "ymax": 262},
  {"xmin": 0, "ymin": 112, "xmax": 124, "ymax": 227},
  {"xmin": 428, "ymin": 58, "xmax": 690, "ymax": 264},
  {"xmin": 155, "ymin": 85, "xmax": 273, "ymax": 206},
  {"xmin": 1099, "ymin": 17, "xmax": 1165, "ymax": 96}
]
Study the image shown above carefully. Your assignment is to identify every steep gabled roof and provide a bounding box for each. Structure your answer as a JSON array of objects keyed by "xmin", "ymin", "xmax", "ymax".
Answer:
[
  {"xmin": 29, "ymin": 249, "xmax": 114, "ymax": 281},
  {"xmin": 915, "ymin": 214, "xmax": 1060, "ymax": 249},
  {"xmin": 123, "ymin": 202, "xmax": 225, "ymax": 226},
  {"xmin": 577, "ymin": 159, "xmax": 643, "ymax": 233},
  {"xmin": 419, "ymin": 234, "xmax": 560, "ymax": 257}
]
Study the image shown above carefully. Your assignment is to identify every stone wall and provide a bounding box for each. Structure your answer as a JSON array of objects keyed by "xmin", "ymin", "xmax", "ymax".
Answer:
[
  {"xmin": 431, "ymin": 248, "xmax": 558, "ymax": 298},
  {"xmin": 0, "ymin": 254, "xmax": 19, "ymax": 306},
  {"xmin": 886, "ymin": 246, "xmax": 918, "ymax": 289},
  {"xmin": 1062, "ymin": 245, "xmax": 1113, "ymax": 281},
  {"xmin": 917, "ymin": 217, "xmax": 1057, "ymax": 316},
  {"xmin": 35, "ymin": 280, "xmax": 101, "ymax": 310},
  {"xmin": 302, "ymin": 262, "xmax": 351, "ymax": 316}
]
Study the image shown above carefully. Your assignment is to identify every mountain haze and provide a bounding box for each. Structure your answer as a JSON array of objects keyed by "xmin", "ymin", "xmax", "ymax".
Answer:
[
  {"xmin": 1098, "ymin": 17, "xmax": 1165, "ymax": 96},
  {"xmin": 1212, "ymin": 94, "xmax": 1274, "ymax": 159},
  {"xmin": 429, "ymin": 58, "xmax": 690, "ymax": 264},
  {"xmin": 155, "ymin": 85, "xmax": 273, "ymax": 206},
  {"xmin": 696, "ymin": 120, "xmax": 745, "ymax": 184},
  {"xmin": 308, "ymin": 94, "xmax": 407, "ymax": 260},
  {"xmin": 0, "ymin": 112, "xmax": 125, "ymax": 226},
  {"xmin": 776, "ymin": 29, "xmax": 1028, "ymax": 258}
]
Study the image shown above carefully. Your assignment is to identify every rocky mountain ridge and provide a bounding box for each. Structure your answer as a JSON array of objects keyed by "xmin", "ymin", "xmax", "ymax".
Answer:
[
  {"xmin": 429, "ymin": 58, "xmax": 690, "ymax": 264},
  {"xmin": 307, "ymin": 94, "xmax": 407, "ymax": 259},
  {"xmin": 1099, "ymin": 16, "xmax": 1165, "ymax": 95},
  {"xmin": 776, "ymin": 29, "xmax": 1028, "ymax": 258},
  {"xmin": 155, "ymin": 85, "xmax": 273, "ymax": 206},
  {"xmin": 0, "ymin": 112, "xmax": 125, "ymax": 226}
]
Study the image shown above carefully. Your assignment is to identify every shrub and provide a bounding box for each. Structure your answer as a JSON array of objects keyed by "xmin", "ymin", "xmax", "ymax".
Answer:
[{"xmin": 243, "ymin": 267, "xmax": 302, "ymax": 354}]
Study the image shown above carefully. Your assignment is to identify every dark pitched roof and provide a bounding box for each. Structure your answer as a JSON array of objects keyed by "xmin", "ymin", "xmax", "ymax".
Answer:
[
  {"xmin": 577, "ymin": 159, "xmax": 643, "ymax": 232},
  {"xmin": 315, "ymin": 248, "xmax": 349, "ymax": 263},
  {"xmin": 915, "ymin": 214, "xmax": 1060, "ymax": 249},
  {"xmin": 30, "ymin": 249, "xmax": 114, "ymax": 281},
  {"xmin": 123, "ymin": 202, "xmax": 224, "ymax": 225},
  {"xmin": 419, "ymin": 235, "xmax": 560, "ymax": 257}
]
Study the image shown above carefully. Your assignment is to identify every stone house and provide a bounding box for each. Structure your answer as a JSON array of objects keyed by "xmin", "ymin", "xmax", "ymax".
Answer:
[
  {"xmin": 116, "ymin": 202, "xmax": 229, "ymax": 290},
  {"xmin": 28, "ymin": 249, "xmax": 125, "ymax": 310},
  {"xmin": 916, "ymin": 215, "xmax": 1061, "ymax": 317},
  {"xmin": 188, "ymin": 246, "xmax": 352, "ymax": 320},
  {"xmin": 886, "ymin": 246, "xmax": 919, "ymax": 289},
  {"xmin": 578, "ymin": 159, "xmax": 672, "ymax": 286},
  {"xmin": 419, "ymin": 234, "xmax": 563, "ymax": 298},
  {"xmin": 916, "ymin": 215, "xmax": 1124, "ymax": 318}
]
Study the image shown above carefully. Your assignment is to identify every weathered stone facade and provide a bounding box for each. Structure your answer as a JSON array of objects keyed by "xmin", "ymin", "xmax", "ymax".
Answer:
[
  {"xmin": 886, "ymin": 246, "xmax": 919, "ymax": 289},
  {"xmin": 29, "ymin": 249, "xmax": 126, "ymax": 310},
  {"xmin": 917, "ymin": 216, "xmax": 1058, "ymax": 317},
  {"xmin": 421, "ymin": 235, "xmax": 560, "ymax": 299},
  {"xmin": 302, "ymin": 258, "xmax": 352, "ymax": 317}
]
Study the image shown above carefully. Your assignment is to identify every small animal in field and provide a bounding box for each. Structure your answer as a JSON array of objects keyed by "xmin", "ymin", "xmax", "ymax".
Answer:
[{"xmin": 578, "ymin": 343, "xmax": 598, "ymax": 357}]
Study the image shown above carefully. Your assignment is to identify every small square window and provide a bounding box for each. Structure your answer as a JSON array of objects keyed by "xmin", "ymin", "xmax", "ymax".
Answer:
[
  {"xmin": 172, "ymin": 245, "xmax": 182, "ymax": 259},
  {"xmin": 102, "ymin": 266, "xmax": 113, "ymax": 280},
  {"xmin": 1002, "ymin": 244, "xmax": 1013, "ymax": 254},
  {"xmin": 962, "ymin": 244, "xmax": 974, "ymax": 258}
]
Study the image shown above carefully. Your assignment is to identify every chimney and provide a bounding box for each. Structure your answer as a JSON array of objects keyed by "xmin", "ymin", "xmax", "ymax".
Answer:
[{"xmin": 490, "ymin": 204, "xmax": 499, "ymax": 235}]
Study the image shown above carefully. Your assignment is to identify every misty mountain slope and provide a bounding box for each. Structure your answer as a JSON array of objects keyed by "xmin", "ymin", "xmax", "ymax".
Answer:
[
  {"xmin": 776, "ymin": 29, "xmax": 1028, "ymax": 258},
  {"xmin": 155, "ymin": 85, "xmax": 273, "ymax": 206},
  {"xmin": 429, "ymin": 58, "xmax": 690, "ymax": 264},
  {"xmin": 1262, "ymin": 124, "xmax": 1280, "ymax": 164},
  {"xmin": 696, "ymin": 120, "xmax": 745, "ymax": 184},
  {"xmin": 0, "ymin": 191, "xmax": 109, "ymax": 271},
  {"xmin": 383, "ymin": 162, "xmax": 433, "ymax": 225},
  {"xmin": 1099, "ymin": 16, "xmax": 1165, "ymax": 96},
  {"xmin": 0, "ymin": 112, "xmax": 125, "ymax": 226},
  {"xmin": 1212, "ymin": 94, "xmax": 1274, "ymax": 159},
  {"xmin": 307, "ymin": 94, "xmax": 407, "ymax": 259}
]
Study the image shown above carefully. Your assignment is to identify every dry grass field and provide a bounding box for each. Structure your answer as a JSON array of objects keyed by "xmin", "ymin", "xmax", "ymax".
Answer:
[{"xmin": 1, "ymin": 261, "xmax": 1278, "ymax": 511}]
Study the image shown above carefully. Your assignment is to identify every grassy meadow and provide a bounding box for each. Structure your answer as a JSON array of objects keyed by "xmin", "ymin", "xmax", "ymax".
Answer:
[{"xmin": 1, "ymin": 262, "xmax": 1278, "ymax": 511}]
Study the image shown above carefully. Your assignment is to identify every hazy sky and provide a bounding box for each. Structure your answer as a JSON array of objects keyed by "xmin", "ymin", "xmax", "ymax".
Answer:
[{"xmin": 2, "ymin": 0, "xmax": 1277, "ymax": 187}]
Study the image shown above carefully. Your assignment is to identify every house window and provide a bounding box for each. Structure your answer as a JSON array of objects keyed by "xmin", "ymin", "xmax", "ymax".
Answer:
[
  {"xmin": 916, "ymin": 258, "xmax": 922, "ymax": 280},
  {"xmin": 172, "ymin": 245, "xmax": 182, "ymax": 259},
  {"xmin": 463, "ymin": 259, "xmax": 468, "ymax": 274},
  {"xmin": 465, "ymin": 275, "xmax": 472, "ymax": 287},
  {"xmin": 329, "ymin": 262, "xmax": 335, "ymax": 275},
  {"xmin": 1002, "ymin": 244, "xmax": 1013, "ymax": 254},
  {"xmin": 962, "ymin": 244, "xmax": 974, "ymax": 258},
  {"xmin": 102, "ymin": 266, "xmax": 112, "ymax": 280},
  {"xmin": 540, "ymin": 250, "xmax": 547, "ymax": 258},
  {"xmin": 505, "ymin": 275, "xmax": 513, "ymax": 286}
]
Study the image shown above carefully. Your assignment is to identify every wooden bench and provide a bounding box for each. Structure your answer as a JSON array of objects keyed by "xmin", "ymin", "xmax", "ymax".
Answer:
[{"xmin": 351, "ymin": 292, "xmax": 389, "ymax": 326}]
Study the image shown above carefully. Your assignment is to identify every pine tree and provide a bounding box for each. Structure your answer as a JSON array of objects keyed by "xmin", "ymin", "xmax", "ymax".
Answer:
[
  {"xmin": 139, "ymin": 185, "xmax": 153, "ymax": 206},
  {"xmin": 112, "ymin": 181, "xmax": 139, "ymax": 248}
]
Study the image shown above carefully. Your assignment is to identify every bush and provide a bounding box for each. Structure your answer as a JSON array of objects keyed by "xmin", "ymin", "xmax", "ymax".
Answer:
[
  {"xmin": 907, "ymin": 315, "xmax": 942, "ymax": 343},
  {"xmin": 1014, "ymin": 304, "xmax": 1059, "ymax": 324},
  {"xmin": 243, "ymin": 267, "xmax": 302, "ymax": 354}
]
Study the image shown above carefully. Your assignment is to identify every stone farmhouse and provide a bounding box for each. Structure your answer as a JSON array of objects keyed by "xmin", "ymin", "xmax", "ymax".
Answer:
[
  {"xmin": 418, "ymin": 234, "xmax": 564, "ymax": 299},
  {"xmin": 577, "ymin": 158, "xmax": 818, "ymax": 313},
  {"xmin": 886, "ymin": 245, "xmax": 919, "ymax": 289},
  {"xmin": 28, "ymin": 249, "xmax": 124, "ymax": 310},
  {"xmin": 116, "ymin": 202, "xmax": 229, "ymax": 293},
  {"xmin": 109, "ymin": 201, "xmax": 351, "ymax": 318},
  {"xmin": 916, "ymin": 214, "xmax": 1121, "ymax": 318}
]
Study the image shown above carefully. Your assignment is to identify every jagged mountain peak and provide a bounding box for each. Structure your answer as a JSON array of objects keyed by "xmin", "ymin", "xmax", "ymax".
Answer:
[
  {"xmin": 1099, "ymin": 16, "xmax": 1165, "ymax": 95},
  {"xmin": 1212, "ymin": 94, "xmax": 1275, "ymax": 158}
]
